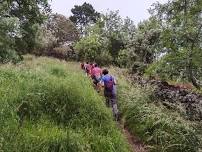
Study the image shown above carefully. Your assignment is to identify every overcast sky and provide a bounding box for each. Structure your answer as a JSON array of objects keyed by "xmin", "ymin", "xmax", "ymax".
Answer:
[{"xmin": 49, "ymin": 0, "xmax": 168, "ymax": 25}]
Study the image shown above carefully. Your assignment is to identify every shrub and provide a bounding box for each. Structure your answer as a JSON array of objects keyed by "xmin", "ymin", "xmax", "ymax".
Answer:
[
  {"xmin": 117, "ymin": 49, "xmax": 130, "ymax": 68},
  {"xmin": 74, "ymin": 35, "xmax": 102, "ymax": 61},
  {"xmin": 95, "ymin": 51, "xmax": 113, "ymax": 66},
  {"xmin": 0, "ymin": 49, "xmax": 22, "ymax": 64}
]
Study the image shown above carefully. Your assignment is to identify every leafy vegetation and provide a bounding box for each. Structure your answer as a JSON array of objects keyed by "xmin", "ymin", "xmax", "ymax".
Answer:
[
  {"xmin": 35, "ymin": 13, "xmax": 79, "ymax": 59},
  {"xmin": 1, "ymin": 0, "xmax": 202, "ymax": 151},
  {"xmin": 148, "ymin": 0, "xmax": 202, "ymax": 89},
  {"xmin": 110, "ymin": 67, "xmax": 201, "ymax": 152},
  {"xmin": 0, "ymin": 55, "xmax": 130, "ymax": 152},
  {"xmin": 74, "ymin": 0, "xmax": 202, "ymax": 88},
  {"xmin": 0, "ymin": 0, "xmax": 50, "ymax": 62},
  {"xmin": 70, "ymin": 2, "xmax": 100, "ymax": 35}
]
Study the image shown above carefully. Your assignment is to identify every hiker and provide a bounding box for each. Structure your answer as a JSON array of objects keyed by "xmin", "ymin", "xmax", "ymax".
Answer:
[
  {"xmin": 80, "ymin": 62, "xmax": 84, "ymax": 70},
  {"xmin": 84, "ymin": 62, "xmax": 90, "ymax": 75},
  {"xmin": 100, "ymin": 69, "xmax": 119, "ymax": 121},
  {"xmin": 91, "ymin": 63, "xmax": 102, "ymax": 91},
  {"xmin": 88, "ymin": 63, "xmax": 94, "ymax": 76}
]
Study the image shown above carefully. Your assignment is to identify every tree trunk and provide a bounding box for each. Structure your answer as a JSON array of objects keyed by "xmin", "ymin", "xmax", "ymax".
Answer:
[
  {"xmin": 188, "ymin": 67, "xmax": 200, "ymax": 89},
  {"xmin": 187, "ymin": 44, "xmax": 200, "ymax": 89}
]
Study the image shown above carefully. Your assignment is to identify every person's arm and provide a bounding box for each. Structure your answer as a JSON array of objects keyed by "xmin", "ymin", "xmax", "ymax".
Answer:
[
  {"xmin": 113, "ymin": 77, "xmax": 117, "ymax": 85},
  {"xmin": 99, "ymin": 76, "xmax": 105, "ymax": 87}
]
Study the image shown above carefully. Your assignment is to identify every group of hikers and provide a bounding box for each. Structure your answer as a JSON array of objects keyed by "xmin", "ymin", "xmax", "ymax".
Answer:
[{"xmin": 81, "ymin": 62, "xmax": 119, "ymax": 121}]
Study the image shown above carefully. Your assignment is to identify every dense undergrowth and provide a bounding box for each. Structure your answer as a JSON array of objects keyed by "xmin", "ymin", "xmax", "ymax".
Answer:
[
  {"xmin": 110, "ymin": 67, "xmax": 201, "ymax": 152},
  {"xmin": 0, "ymin": 55, "xmax": 130, "ymax": 152}
]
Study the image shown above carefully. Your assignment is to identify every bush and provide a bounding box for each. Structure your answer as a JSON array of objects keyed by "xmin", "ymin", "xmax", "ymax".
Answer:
[
  {"xmin": 117, "ymin": 49, "xmax": 130, "ymax": 68},
  {"xmin": 74, "ymin": 35, "xmax": 113, "ymax": 65},
  {"xmin": 0, "ymin": 55, "xmax": 130, "ymax": 152},
  {"xmin": 74, "ymin": 35, "xmax": 102, "ymax": 61},
  {"xmin": 0, "ymin": 17, "xmax": 22, "ymax": 63},
  {"xmin": 0, "ymin": 49, "xmax": 22, "ymax": 64},
  {"xmin": 44, "ymin": 46, "xmax": 77, "ymax": 60},
  {"xmin": 131, "ymin": 62, "xmax": 148, "ymax": 75},
  {"xmin": 95, "ymin": 51, "xmax": 113, "ymax": 66}
]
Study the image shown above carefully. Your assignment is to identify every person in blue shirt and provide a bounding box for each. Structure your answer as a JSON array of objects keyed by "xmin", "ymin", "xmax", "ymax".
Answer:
[{"xmin": 100, "ymin": 69, "xmax": 119, "ymax": 121}]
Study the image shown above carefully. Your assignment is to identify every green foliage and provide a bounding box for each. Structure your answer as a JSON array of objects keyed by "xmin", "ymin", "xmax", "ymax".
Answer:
[
  {"xmin": 110, "ymin": 67, "xmax": 200, "ymax": 152},
  {"xmin": 76, "ymin": 1, "xmax": 201, "ymax": 88},
  {"xmin": 146, "ymin": 49, "xmax": 193, "ymax": 81},
  {"xmin": 70, "ymin": 2, "xmax": 100, "ymax": 34},
  {"xmin": 33, "ymin": 14, "xmax": 79, "ymax": 59},
  {"xmin": 0, "ymin": 48, "xmax": 22, "ymax": 64},
  {"xmin": 126, "ymin": 18, "xmax": 161, "ymax": 67},
  {"xmin": 131, "ymin": 62, "xmax": 148, "ymax": 75},
  {"xmin": 117, "ymin": 49, "xmax": 130, "ymax": 68},
  {"xmin": 75, "ymin": 35, "xmax": 101, "ymax": 60},
  {"xmin": 0, "ymin": 16, "xmax": 22, "ymax": 63},
  {"xmin": 75, "ymin": 11, "xmax": 137, "ymax": 65},
  {"xmin": 102, "ymin": 11, "xmax": 125, "ymax": 60},
  {"xmin": 46, "ymin": 14, "xmax": 79, "ymax": 46},
  {"xmin": 149, "ymin": 0, "xmax": 202, "ymax": 88},
  {"xmin": 74, "ymin": 34, "xmax": 113, "ymax": 65},
  {"xmin": 76, "ymin": 10, "xmax": 160, "ymax": 69},
  {"xmin": 0, "ymin": 0, "xmax": 50, "ymax": 62},
  {"xmin": 95, "ymin": 51, "xmax": 113, "ymax": 66},
  {"xmin": 0, "ymin": 55, "xmax": 130, "ymax": 152}
]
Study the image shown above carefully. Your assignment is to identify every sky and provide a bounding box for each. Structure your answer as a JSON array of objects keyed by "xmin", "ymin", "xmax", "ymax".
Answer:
[{"xmin": 49, "ymin": 0, "xmax": 168, "ymax": 25}]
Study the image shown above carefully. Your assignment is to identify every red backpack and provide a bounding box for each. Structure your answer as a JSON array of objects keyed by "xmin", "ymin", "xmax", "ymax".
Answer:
[{"xmin": 105, "ymin": 76, "xmax": 114, "ymax": 92}]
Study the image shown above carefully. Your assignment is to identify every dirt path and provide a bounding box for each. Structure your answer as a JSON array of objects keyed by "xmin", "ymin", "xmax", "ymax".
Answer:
[{"xmin": 118, "ymin": 123, "xmax": 148, "ymax": 152}]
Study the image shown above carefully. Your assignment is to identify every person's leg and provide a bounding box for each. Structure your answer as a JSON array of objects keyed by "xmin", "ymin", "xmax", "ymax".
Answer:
[
  {"xmin": 94, "ymin": 77, "xmax": 99, "ymax": 92},
  {"xmin": 111, "ymin": 95, "xmax": 119, "ymax": 121},
  {"xmin": 104, "ymin": 90, "xmax": 110, "ymax": 107}
]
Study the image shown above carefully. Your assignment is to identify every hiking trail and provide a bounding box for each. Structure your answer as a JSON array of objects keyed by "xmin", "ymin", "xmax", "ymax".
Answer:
[
  {"xmin": 82, "ymin": 65, "xmax": 147, "ymax": 152},
  {"xmin": 119, "ymin": 122, "xmax": 148, "ymax": 152}
]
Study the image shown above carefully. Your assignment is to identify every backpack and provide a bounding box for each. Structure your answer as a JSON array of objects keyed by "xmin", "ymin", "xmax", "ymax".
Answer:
[{"xmin": 105, "ymin": 76, "xmax": 114, "ymax": 92}]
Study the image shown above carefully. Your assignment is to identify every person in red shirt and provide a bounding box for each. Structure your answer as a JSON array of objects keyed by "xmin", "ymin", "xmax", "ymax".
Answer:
[
  {"xmin": 91, "ymin": 64, "xmax": 102, "ymax": 90},
  {"xmin": 88, "ymin": 63, "xmax": 94, "ymax": 76}
]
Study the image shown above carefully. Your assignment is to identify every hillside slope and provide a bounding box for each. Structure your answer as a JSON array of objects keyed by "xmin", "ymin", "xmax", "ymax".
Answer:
[
  {"xmin": 0, "ymin": 55, "xmax": 130, "ymax": 152},
  {"xmin": 110, "ymin": 67, "xmax": 201, "ymax": 152}
]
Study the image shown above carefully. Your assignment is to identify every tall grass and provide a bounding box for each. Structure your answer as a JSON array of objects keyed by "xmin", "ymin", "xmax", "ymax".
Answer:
[
  {"xmin": 0, "ymin": 55, "xmax": 130, "ymax": 152},
  {"xmin": 110, "ymin": 67, "xmax": 200, "ymax": 152}
]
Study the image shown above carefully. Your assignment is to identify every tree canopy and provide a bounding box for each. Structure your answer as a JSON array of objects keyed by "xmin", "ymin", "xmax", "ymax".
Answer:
[
  {"xmin": 69, "ymin": 2, "xmax": 100, "ymax": 35},
  {"xmin": 74, "ymin": 0, "xmax": 202, "ymax": 88},
  {"xmin": 0, "ymin": 0, "xmax": 50, "ymax": 62},
  {"xmin": 148, "ymin": 0, "xmax": 202, "ymax": 88}
]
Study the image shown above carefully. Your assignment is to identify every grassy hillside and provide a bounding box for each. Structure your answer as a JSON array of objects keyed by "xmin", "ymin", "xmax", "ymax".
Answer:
[
  {"xmin": 110, "ymin": 67, "xmax": 201, "ymax": 152},
  {"xmin": 0, "ymin": 55, "xmax": 130, "ymax": 152}
]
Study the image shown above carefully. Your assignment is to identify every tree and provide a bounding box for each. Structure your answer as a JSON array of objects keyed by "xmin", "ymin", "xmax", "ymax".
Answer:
[
  {"xmin": 46, "ymin": 14, "xmax": 79, "ymax": 47},
  {"xmin": 103, "ymin": 11, "xmax": 124, "ymax": 59},
  {"xmin": 0, "ymin": 0, "xmax": 50, "ymax": 62},
  {"xmin": 122, "ymin": 17, "xmax": 161, "ymax": 74},
  {"xmin": 9, "ymin": 0, "xmax": 50, "ymax": 52},
  {"xmin": 75, "ymin": 10, "xmax": 137, "ymax": 65},
  {"xmin": 74, "ymin": 34, "xmax": 113, "ymax": 65},
  {"xmin": 121, "ymin": 17, "xmax": 136, "ymax": 44},
  {"xmin": 69, "ymin": 2, "xmax": 100, "ymax": 35},
  {"xmin": 0, "ymin": 16, "xmax": 21, "ymax": 63},
  {"xmin": 150, "ymin": 0, "xmax": 202, "ymax": 88},
  {"xmin": 131, "ymin": 18, "xmax": 161, "ymax": 63}
]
